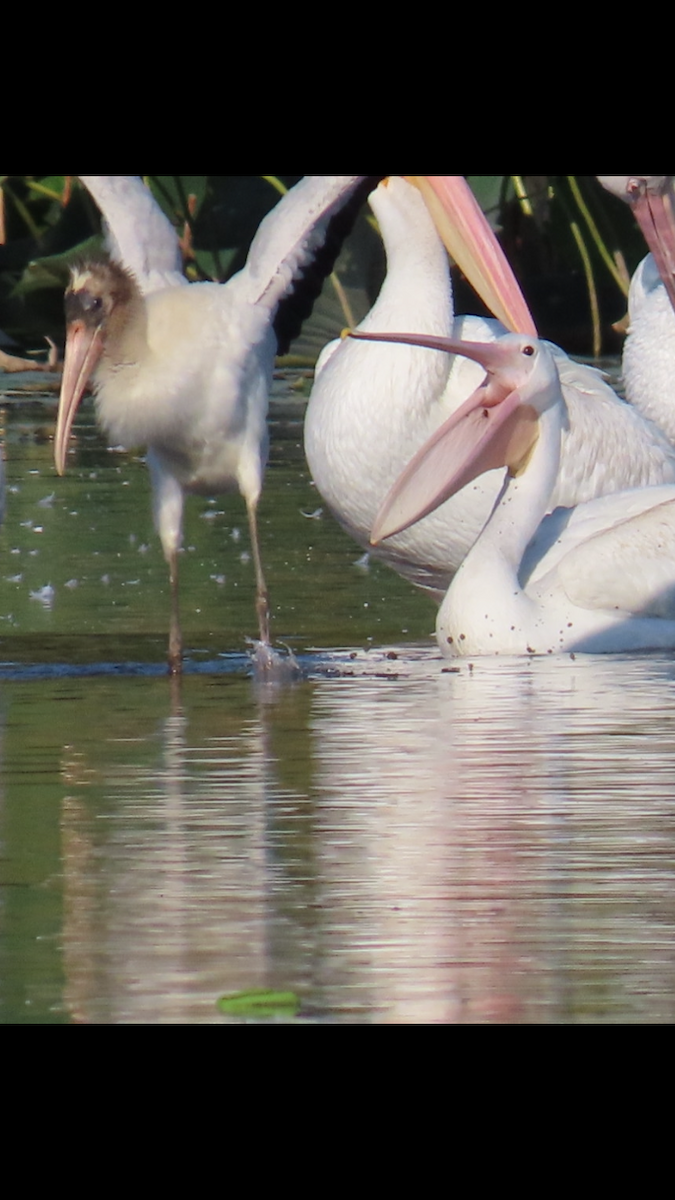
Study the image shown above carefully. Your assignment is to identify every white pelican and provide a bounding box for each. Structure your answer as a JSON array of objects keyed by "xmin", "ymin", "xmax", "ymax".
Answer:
[
  {"xmin": 365, "ymin": 329, "xmax": 675, "ymax": 656},
  {"xmin": 598, "ymin": 176, "xmax": 675, "ymax": 441},
  {"xmin": 305, "ymin": 177, "xmax": 675, "ymax": 597},
  {"xmin": 55, "ymin": 175, "xmax": 369, "ymax": 672}
]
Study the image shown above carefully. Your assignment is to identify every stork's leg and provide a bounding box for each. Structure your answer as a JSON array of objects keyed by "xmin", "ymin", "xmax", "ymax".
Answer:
[
  {"xmin": 149, "ymin": 450, "xmax": 185, "ymax": 675},
  {"xmin": 246, "ymin": 496, "xmax": 270, "ymax": 645},
  {"xmin": 167, "ymin": 547, "xmax": 182, "ymax": 674}
]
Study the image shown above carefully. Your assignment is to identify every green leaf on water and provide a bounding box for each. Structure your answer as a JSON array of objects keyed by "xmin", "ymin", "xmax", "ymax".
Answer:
[{"xmin": 217, "ymin": 988, "xmax": 300, "ymax": 1018}]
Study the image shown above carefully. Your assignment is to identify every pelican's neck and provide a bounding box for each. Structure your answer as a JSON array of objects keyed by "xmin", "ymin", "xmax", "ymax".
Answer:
[
  {"xmin": 623, "ymin": 254, "xmax": 675, "ymax": 442},
  {"xmin": 364, "ymin": 179, "xmax": 454, "ymax": 335}
]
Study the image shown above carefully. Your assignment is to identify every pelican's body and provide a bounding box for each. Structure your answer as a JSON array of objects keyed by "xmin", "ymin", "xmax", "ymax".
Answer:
[
  {"xmin": 369, "ymin": 332, "xmax": 675, "ymax": 657},
  {"xmin": 622, "ymin": 253, "xmax": 675, "ymax": 441},
  {"xmin": 306, "ymin": 178, "xmax": 675, "ymax": 596},
  {"xmin": 57, "ymin": 175, "xmax": 367, "ymax": 669}
]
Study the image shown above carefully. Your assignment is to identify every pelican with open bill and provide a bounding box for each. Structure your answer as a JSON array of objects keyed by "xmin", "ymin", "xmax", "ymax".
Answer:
[{"xmin": 352, "ymin": 327, "xmax": 675, "ymax": 657}]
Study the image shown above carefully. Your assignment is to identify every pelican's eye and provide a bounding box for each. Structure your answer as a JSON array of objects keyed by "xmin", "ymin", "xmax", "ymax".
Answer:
[
  {"xmin": 627, "ymin": 177, "xmax": 646, "ymax": 200},
  {"xmin": 522, "ymin": 344, "xmax": 535, "ymax": 357}
]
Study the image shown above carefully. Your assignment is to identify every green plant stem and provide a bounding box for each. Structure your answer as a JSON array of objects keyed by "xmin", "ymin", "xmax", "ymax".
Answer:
[
  {"xmin": 570, "ymin": 219, "xmax": 601, "ymax": 357},
  {"xmin": 567, "ymin": 175, "xmax": 629, "ymax": 297},
  {"xmin": 511, "ymin": 175, "xmax": 533, "ymax": 218},
  {"xmin": 24, "ymin": 180, "xmax": 64, "ymax": 204},
  {"xmin": 330, "ymin": 270, "xmax": 355, "ymax": 329},
  {"xmin": 261, "ymin": 176, "xmax": 288, "ymax": 197}
]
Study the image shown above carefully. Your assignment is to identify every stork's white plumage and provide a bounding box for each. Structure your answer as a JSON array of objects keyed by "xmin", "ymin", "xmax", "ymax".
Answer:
[
  {"xmin": 305, "ymin": 177, "xmax": 675, "ymax": 597},
  {"xmin": 367, "ymin": 330, "xmax": 675, "ymax": 656},
  {"xmin": 55, "ymin": 175, "xmax": 367, "ymax": 671},
  {"xmin": 79, "ymin": 175, "xmax": 187, "ymax": 295}
]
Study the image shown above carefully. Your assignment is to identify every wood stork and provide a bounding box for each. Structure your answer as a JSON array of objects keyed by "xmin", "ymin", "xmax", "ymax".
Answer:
[{"xmin": 55, "ymin": 175, "xmax": 371, "ymax": 671}]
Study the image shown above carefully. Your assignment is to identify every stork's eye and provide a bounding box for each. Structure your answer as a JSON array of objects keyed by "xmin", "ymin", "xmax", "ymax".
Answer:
[
  {"xmin": 82, "ymin": 293, "xmax": 103, "ymax": 315},
  {"xmin": 522, "ymin": 344, "xmax": 535, "ymax": 357}
]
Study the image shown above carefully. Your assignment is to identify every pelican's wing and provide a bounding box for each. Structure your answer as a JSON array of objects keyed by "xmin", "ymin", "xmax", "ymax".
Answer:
[
  {"xmin": 549, "ymin": 348, "xmax": 675, "ymax": 505},
  {"xmin": 532, "ymin": 489, "xmax": 675, "ymax": 618},
  {"xmin": 525, "ymin": 484, "xmax": 675, "ymax": 581},
  {"xmin": 560, "ymin": 497, "xmax": 675, "ymax": 617},
  {"xmin": 79, "ymin": 176, "xmax": 186, "ymax": 295}
]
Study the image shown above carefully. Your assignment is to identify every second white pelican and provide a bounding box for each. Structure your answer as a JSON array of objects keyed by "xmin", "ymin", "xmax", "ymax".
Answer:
[{"xmin": 366, "ymin": 329, "xmax": 675, "ymax": 656}]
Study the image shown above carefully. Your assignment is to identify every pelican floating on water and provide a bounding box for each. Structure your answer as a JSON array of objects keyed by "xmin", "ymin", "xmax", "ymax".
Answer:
[{"xmin": 364, "ymin": 329, "xmax": 675, "ymax": 657}]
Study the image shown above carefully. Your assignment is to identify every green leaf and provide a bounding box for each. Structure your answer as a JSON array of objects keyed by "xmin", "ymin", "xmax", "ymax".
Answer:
[
  {"xmin": 15, "ymin": 238, "xmax": 103, "ymax": 294},
  {"xmin": 217, "ymin": 988, "xmax": 300, "ymax": 1018}
]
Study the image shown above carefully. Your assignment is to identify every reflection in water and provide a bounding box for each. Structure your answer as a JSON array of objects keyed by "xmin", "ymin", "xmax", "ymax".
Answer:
[
  {"xmin": 308, "ymin": 652, "xmax": 675, "ymax": 1023},
  {"xmin": 58, "ymin": 677, "xmax": 277, "ymax": 1023},
  {"xmin": 3, "ymin": 650, "xmax": 675, "ymax": 1024}
]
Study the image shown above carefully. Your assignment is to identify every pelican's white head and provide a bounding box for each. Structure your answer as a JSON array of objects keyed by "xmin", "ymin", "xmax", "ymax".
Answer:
[{"xmin": 598, "ymin": 175, "xmax": 675, "ymax": 312}]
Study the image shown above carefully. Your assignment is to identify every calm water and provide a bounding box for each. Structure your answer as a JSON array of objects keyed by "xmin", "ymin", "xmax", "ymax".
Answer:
[{"xmin": 2, "ymin": 370, "xmax": 675, "ymax": 1024}]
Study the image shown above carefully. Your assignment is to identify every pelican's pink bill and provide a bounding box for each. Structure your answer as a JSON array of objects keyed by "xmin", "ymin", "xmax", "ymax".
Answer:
[{"xmin": 410, "ymin": 176, "xmax": 538, "ymax": 337}]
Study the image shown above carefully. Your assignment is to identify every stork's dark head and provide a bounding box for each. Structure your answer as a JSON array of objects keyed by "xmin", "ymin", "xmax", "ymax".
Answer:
[
  {"xmin": 66, "ymin": 257, "xmax": 136, "ymax": 334},
  {"xmin": 55, "ymin": 257, "xmax": 138, "ymax": 476}
]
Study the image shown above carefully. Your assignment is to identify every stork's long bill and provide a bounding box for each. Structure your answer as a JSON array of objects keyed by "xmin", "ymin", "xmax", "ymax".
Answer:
[
  {"xmin": 347, "ymin": 330, "xmax": 543, "ymax": 544},
  {"xmin": 55, "ymin": 321, "xmax": 103, "ymax": 475},
  {"xmin": 55, "ymin": 259, "xmax": 133, "ymax": 476}
]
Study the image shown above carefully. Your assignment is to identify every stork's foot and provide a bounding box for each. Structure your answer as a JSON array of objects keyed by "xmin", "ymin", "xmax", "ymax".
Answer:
[{"xmin": 247, "ymin": 639, "xmax": 301, "ymax": 683}]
